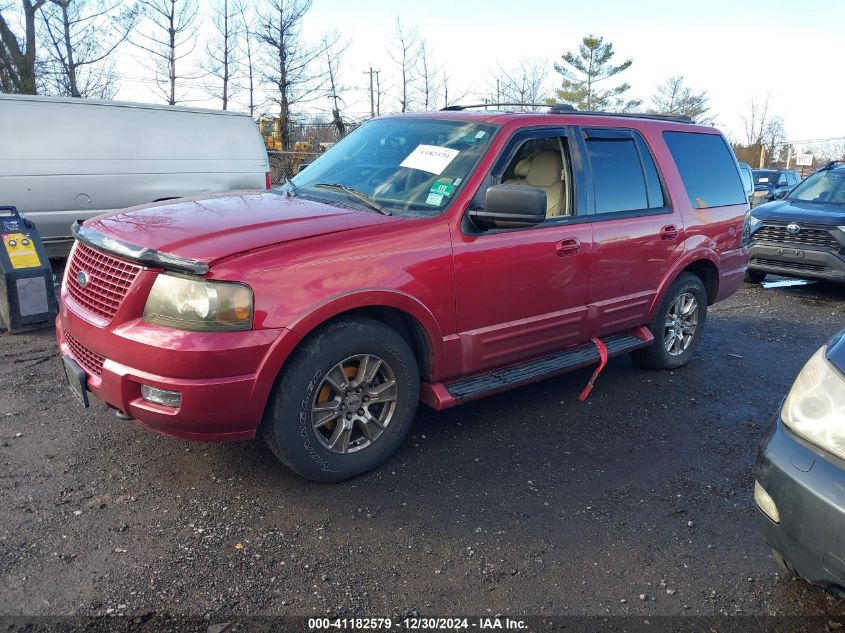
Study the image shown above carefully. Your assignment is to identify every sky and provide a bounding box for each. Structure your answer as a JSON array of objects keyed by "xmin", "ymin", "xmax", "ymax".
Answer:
[{"xmin": 112, "ymin": 0, "xmax": 845, "ymax": 150}]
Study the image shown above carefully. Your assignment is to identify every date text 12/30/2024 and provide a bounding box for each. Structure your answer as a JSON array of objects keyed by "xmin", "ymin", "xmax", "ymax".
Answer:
[{"xmin": 307, "ymin": 617, "xmax": 528, "ymax": 630}]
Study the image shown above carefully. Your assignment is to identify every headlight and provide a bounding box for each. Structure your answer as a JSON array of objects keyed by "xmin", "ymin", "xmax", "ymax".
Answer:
[
  {"xmin": 782, "ymin": 346, "xmax": 845, "ymax": 461},
  {"xmin": 742, "ymin": 213, "xmax": 762, "ymax": 246},
  {"xmin": 143, "ymin": 274, "xmax": 253, "ymax": 331}
]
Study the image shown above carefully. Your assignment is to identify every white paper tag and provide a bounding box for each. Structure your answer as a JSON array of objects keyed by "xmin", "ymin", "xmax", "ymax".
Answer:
[
  {"xmin": 400, "ymin": 145, "xmax": 460, "ymax": 175},
  {"xmin": 425, "ymin": 192, "xmax": 445, "ymax": 206}
]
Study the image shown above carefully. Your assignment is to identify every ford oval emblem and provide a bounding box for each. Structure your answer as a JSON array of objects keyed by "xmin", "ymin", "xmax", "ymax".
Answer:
[
  {"xmin": 76, "ymin": 270, "xmax": 90, "ymax": 287},
  {"xmin": 786, "ymin": 223, "xmax": 801, "ymax": 235}
]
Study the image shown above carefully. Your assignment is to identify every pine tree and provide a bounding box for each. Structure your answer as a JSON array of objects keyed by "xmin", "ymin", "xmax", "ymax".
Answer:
[{"xmin": 553, "ymin": 34, "xmax": 640, "ymax": 112}]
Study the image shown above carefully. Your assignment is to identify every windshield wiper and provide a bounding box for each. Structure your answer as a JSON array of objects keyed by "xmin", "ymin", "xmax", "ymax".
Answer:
[
  {"xmin": 283, "ymin": 178, "xmax": 298, "ymax": 197},
  {"xmin": 313, "ymin": 183, "xmax": 391, "ymax": 215}
]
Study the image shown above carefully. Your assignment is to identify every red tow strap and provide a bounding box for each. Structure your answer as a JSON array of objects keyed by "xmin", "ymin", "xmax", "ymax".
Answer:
[{"xmin": 578, "ymin": 338, "xmax": 608, "ymax": 402}]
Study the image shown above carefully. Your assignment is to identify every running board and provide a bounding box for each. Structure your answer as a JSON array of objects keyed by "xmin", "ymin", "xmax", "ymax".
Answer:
[{"xmin": 420, "ymin": 327, "xmax": 653, "ymax": 409}]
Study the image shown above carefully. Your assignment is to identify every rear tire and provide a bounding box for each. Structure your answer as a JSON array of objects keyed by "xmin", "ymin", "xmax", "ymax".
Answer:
[
  {"xmin": 262, "ymin": 317, "xmax": 419, "ymax": 482},
  {"xmin": 745, "ymin": 269, "xmax": 767, "ymax": 284},
  {"xmin": 633, "ymin": 272, "xmax": 707, "ymax": 370}
]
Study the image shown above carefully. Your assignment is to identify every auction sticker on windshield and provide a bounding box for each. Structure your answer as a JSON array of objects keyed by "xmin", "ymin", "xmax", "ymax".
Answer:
[{"xmin": 400, "ymin": 145, "xmax": 460, "ymax": 175}]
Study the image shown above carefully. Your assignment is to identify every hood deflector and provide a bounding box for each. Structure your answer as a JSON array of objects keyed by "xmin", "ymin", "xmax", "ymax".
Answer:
[{"xmin": 71, "ymin": 221, "xmax": 210, "ymax": 275}]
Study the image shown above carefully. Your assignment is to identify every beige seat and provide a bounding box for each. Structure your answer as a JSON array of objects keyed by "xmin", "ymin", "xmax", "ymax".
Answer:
[{"xmin": 504, "ymin": 151, "xmax": 564, "ymax": 217}]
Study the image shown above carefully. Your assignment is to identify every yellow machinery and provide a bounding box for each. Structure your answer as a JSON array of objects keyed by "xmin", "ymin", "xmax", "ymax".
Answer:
[{"xmin": 258, "ymin": 117, "xmax": 284, "ymax": 151}]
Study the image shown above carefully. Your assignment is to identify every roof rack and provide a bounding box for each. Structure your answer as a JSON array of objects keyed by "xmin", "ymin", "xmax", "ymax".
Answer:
[
  {"xmin": 440, "ymin": 102, "xmax": 556, "ymax": 111},
  {"xmin": 440, "ymin": 102, "xmax": 694, "ymax": 124},
  {"xmin": 819, "ymin": 160, "xmax": 845, "ymax": 171}
]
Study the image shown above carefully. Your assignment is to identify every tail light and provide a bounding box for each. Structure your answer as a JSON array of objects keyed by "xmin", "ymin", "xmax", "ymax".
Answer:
[{"xmin": 265, "ymin": 172, "xmax": 272, "ymax": 189}]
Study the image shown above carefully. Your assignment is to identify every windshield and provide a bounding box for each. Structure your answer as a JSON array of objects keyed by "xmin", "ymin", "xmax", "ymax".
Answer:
[
  {"xmin": 753, "ymin": 170, "xmax": 779, "ymax": 185},
  {"xmin": 787, "ymin": 170, "xmax": 845, "ymax": 205},
  {"xmin": 285, "ymin": 118, "xmax": 498, "ymax": 215}
]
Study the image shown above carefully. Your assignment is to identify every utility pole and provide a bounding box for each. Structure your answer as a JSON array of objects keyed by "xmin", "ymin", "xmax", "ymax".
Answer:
[
  {"xmin": 364, "ymin": 66, "xmax": 380, "ymax": 119},
  {"xmin": 759, "ymin": 144, "xmax": 766, "ymax": 169}
]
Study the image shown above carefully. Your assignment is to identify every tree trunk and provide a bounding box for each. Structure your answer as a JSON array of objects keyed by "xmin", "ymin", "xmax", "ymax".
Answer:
[
  {"xmin": 60, "ymin": 1, "xmax": 80, "ymax": 97},
  {"xmin": 168, "ymin": 0, "xmax": 176, "ymax": 105}
]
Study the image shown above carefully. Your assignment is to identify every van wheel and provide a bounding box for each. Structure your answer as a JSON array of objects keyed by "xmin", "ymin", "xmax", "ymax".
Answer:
[
  {"xmin": 633, "ymin": 272, "xmax": 707, "ymax": 370},
  {"xmin": 745, "ymin": 269, "xmax": 767, "ymax": 284},
  {"xmin": 262, "ymin": 317, "xmax": 419, "ymax": 482}
]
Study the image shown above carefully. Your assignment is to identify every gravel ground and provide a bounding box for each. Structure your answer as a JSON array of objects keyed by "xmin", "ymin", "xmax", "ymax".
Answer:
[{"xmin": 1, "ymin": 276, "xmax": 845, "ymax": 622}]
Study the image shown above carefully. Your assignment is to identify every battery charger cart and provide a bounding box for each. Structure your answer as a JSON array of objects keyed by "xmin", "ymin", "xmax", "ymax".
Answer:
[{"xmin": 0, "ymin": 206, "xmax": 59, "ymax": 333}]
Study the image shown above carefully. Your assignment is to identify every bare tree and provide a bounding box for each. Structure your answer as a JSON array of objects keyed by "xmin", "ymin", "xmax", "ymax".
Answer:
[
  {"xmin": 495, "ymin": 58, "xmax": 549, "ymax": 110},
  {"xmin": 38, "ymin": 0, "xmax": 136, "ymax": 98},
  {"xmin": 132, "ymin": 0, "xmax": 200, "ymax": 105},
  {"xmin": 742, "ymin": 93, "xmax": 786, "ymax": 167},
  {"xmin": 233, "ymin": 0, "xmax": 256, "ymax": 116},
  {"xmin": 201, "ymin": 0, "xmax": 238, "ymax": 109},
  {"xmin": 258, "ymin": 0, "xmax": 326, "ymax": 149},
  {"xmin": 416, "ymin": 37, "xmax": 438, "ymax": 110},
  {"xmin": 650, "ymin": 75, "xmax": 711, "ymax": 123},
  {"xmin": 0, "ymin": 0, "xmax": 47, "ymax": 94},
  {"xmin": 322, "ymin": 32, "xmax": 348, "ymax": 136},
  {"xmin": 387, "ymin": 17, "xmax": 418, "ymax": 112}
]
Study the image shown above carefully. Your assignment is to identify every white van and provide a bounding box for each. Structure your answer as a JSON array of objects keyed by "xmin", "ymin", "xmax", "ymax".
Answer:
[{"xmin": 0, "ymin": 94, "xmax": 270, "ymax": 254}]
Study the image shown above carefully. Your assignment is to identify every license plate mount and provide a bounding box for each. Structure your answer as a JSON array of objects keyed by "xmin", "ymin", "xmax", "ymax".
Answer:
[{"xmin": 62, "ymin": 356, "xmax": 89, "ymax": 408}]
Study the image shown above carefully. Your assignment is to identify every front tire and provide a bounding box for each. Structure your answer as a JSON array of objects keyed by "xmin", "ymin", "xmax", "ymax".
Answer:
[
  {"xmin": 262, "ymin": 317, "xmax": 419, "ymax": 482},
  {"xmin": 633, "ymin": 272, "xmax": 707, "ymax": 370}
]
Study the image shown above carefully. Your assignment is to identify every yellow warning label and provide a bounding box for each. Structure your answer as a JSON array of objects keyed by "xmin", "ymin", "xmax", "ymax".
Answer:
[{"xmin": 3, "ymin": 233, "xmax": 42, "ymax": 269}]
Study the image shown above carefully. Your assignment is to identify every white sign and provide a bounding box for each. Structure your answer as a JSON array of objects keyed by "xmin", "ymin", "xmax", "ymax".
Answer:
[
  {"xmin": 795, "ymin": 153, "xmax": 813, "ymax": 166},
  {"xmin": 400, "ymin": 145, "xmax": 460, "ymax": 175}
]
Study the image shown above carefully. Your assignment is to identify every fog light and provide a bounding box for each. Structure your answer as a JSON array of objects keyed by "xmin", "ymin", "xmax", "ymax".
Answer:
[
  {"xmin": 754, "ymin": 480, "xmax": 780, "ymax": 524},
  {"xmin": 141, "ymin": 385, "xmax": 182, "ymax": 408}
]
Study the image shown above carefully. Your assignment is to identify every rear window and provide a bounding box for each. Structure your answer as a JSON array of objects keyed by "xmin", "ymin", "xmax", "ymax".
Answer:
[
  {"xmin": 753, "ymin": 170, "xmax": 779, "ymax": 185},
  {"xmin": 663, "ymin": 131, "xmax": 746, "ymax": 208},
  {"xmin": 585, "ymin": 130, "xmax": 666, "ymax": 214}
]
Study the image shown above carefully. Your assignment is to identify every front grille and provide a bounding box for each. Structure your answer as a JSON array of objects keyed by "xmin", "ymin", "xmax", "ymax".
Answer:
[
  {"xmin": 753, "ymin": 224, "xmax": 841, "ymax": 250},
  {"xmin": 65, "ymin": 332, "xmax": 105, "ymax": 376},
  {"xmin": 67, "ymin": 243, "xmax": 142, "ymax": 321},
  {"xmin": 752, "ymin": 257, "xmax": 827, "ymax": 273}
]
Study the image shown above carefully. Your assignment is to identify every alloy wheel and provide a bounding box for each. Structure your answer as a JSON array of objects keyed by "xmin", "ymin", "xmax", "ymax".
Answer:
[
  {"xmin": 664, "ymin": 292, "xmax": 699, "ymax": 356},
  {"xmin": 311, "ymin": 354, "xmax": 398, "ymax": 454}
]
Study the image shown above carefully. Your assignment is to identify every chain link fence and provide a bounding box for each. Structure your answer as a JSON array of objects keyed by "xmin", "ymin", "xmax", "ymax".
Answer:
[{"xmin": 268, "ymin": 150, "xmax": 322, "ymax": 186}]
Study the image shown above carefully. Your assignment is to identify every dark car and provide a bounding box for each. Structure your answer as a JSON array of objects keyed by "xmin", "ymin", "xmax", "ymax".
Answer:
[
  {"xmin": 745, "ymin": 162, "xmax": 845, "ymax": 283},
  {"xmin": 751, "ymin": 168, "xmax": 801, "ymax": 207},
  {"xmin": 755, "ymin": 329, "xmax": 845, "ymax": 597}
]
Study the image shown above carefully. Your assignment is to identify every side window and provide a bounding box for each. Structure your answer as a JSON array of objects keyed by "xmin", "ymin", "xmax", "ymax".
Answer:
[
  {"xmin": 777, "ymin": 172, "xmax": 789, "ymax": 186},
  {"xmin": 787, "ymin": 173, "xmax": 799, "ymax": 186},
  {"xmin": 584, "ymin": 129, "xmax": 664, "ymax": 214},
  {"xmin": 663, "ymin": 131, "xmax": 747, "ymax": 208},
  {"xmin": 497, "ymin": 135, "xmax": 571, "ymax": 219}
]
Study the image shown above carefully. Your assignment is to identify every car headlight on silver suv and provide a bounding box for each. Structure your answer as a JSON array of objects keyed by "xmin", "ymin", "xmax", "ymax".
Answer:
[
  {"xmin": 782, "ymin": 346, "xmax": 845, "ymax": 461},
  {"xmin": 143, "ymin": 274, "xmax": 253, "ymax": 331}
]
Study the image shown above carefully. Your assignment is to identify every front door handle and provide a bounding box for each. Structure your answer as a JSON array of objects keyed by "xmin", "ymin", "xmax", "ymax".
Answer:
[
  {"xmin": 555, "ymin": 238, "xmax": 581, "ymax": 257},
  {"xmin": 660, "ymin": 225, "xmax": 679, "ymax": 240}
]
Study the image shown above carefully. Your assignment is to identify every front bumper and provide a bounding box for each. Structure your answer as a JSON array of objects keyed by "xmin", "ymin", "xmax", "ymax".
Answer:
[
  {"xmin": 755, "ymin": 415, "xmax": 845, "ymax": 592},
  {"xmin": 56, "ymin": 304, "xmax": 295, "ymax": 442},
  {"xmin": 747, "ymin": 243, "xmax": 845, "ymax": 282}
]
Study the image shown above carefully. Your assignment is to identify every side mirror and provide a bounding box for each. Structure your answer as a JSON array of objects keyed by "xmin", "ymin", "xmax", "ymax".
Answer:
[
  {"xmin": 297, "ymin": 162, "xmax": 310, "ymax": 173},
  {"xmin": 469, "ymin": 184, "xmax": 547, "ymax": 229},
  {"xmin": 773, "ymin": 189, "xmax": 788, "ymax": 199}
]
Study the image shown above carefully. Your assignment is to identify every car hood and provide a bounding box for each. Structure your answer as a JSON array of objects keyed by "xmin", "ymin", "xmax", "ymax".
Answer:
[
  {"xmin": 751, "ymin": 199, "xmax": 845, "ymax": 227},
  {"xmin": 85, "ymin": 191, "xmax": 398, "ymax": 266}
]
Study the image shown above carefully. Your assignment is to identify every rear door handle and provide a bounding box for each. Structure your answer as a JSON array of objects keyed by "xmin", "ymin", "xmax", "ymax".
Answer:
[
  {"xmin": 555, "ymin": 238, "xmax": 581, "ymax": 257},
  {"xmin": 660, "ymin": 225, "xmax": 679, "ymax": 240}
]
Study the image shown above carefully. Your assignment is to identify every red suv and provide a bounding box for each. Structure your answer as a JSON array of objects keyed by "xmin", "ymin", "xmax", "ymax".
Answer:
[{"xmin": 57, "ymin": 109, "xmax": 749, "ymax": 481}]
